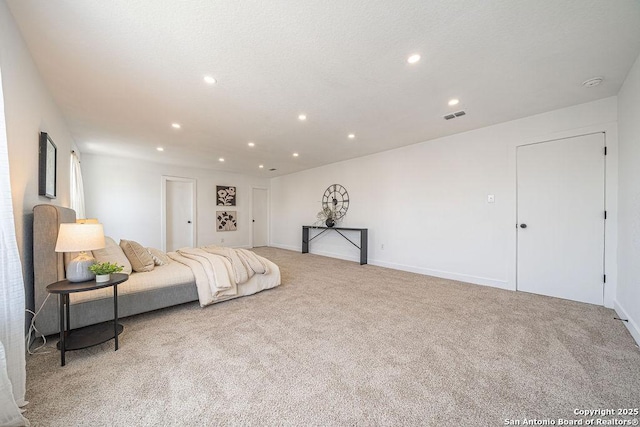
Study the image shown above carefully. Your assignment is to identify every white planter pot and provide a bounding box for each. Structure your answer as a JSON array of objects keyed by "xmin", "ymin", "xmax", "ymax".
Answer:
[{"xmin": 95, "ymin": 274, "xmax": 111, "ymax": 283}]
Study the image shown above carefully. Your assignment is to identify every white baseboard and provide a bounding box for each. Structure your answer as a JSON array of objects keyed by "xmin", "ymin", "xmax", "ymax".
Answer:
[
  {"xmin": 270, "ymin": 243, "xmax": 300, "ymax": 252},
  {"xmin": 613, "ymin": 300, "xmax": 640, "ymax": 347},
  {"xmin": 369, "ymin": 258, "xmax": 511, "ymax": 290},
  {"xmin": 272, "ymin": 244, "xmax": 363, "ymax": 265},
  {"xmin": 270, "ymin": 244, "xmax": 510, "ymax": 291}
]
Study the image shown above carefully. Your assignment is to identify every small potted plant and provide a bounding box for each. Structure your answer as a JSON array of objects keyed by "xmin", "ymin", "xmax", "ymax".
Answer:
[{"xmin": 89, "ymin": 262, "xmax": 124, "ymax": 283}]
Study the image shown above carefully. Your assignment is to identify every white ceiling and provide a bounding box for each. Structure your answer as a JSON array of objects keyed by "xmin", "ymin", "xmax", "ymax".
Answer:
[{"xmin": 7, "ymin": 0, "xmax": 640, "ymax": 177}]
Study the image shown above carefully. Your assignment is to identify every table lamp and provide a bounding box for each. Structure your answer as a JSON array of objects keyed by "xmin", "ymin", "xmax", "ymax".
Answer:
[{"xmin": 55, "ymin": 223, "xmax": 106, "ymax": 282}]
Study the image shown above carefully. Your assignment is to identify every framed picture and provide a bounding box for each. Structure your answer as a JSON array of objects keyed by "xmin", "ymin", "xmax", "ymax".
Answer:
[
  {"xmin": 216, "ymin": 211, "xmax": 237, "ymax": 231},
  {"xmin": 39, "ymin": 132, "xmax": 57, "ymax": 199},
  {"xmin": 216, "ymin": 186, "xmax": 236, "ymax": 206}
]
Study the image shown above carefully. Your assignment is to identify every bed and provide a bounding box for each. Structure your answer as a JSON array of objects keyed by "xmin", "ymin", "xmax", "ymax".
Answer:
[{"xmin": 32, "ymin": 204, "xmax": 281, "ymax": 337}]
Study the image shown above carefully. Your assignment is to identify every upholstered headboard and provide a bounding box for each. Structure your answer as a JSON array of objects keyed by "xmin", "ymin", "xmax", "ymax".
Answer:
[{"xmin": 33, "ymin": 204, "xmax": 76, "ymax": 336}]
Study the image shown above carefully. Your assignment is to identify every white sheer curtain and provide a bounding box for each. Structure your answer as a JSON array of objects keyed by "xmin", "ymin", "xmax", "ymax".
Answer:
[
  {"xmin": 70, "ymin": 151, "xmax": 85, "ymax": 218},
  {"xmin": 0, "ymin": 70, "xmax": 29, "ymax": 426}
]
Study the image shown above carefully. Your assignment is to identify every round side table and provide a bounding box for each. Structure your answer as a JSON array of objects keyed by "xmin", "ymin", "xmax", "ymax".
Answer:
[{"xmin": 46, "ymin": 273, "xmax": 128, "ymax": 366}]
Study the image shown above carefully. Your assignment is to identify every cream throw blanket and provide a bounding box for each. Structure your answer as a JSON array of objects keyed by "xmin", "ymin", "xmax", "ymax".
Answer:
[
  {"xmin": 170, "ymin": 248, "xmax": 236, "ymax": 299},
  {"xmin": 168, "ymin": 246, "xmax": 271, "ymax": 307},
  {"xmin": 201, "ymin": 245, "xmax": 270, "ymax": 282}
]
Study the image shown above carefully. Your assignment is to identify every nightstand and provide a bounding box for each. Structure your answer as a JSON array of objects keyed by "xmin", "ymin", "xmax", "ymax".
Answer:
[{"xmin": 46, "ymin": 273, "xmax": 128, "ymax": 366}]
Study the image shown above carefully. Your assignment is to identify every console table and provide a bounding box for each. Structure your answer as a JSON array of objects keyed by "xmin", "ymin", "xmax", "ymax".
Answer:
[{"xmin": 302, "ymin": 226, "xmax": 368, "ymax": 265}]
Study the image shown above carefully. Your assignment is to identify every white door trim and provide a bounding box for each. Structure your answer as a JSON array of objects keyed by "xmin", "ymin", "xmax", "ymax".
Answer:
[
  {"xmin": 251, "ymin": 186, "xmax": 269, "ymax": 247},
  {"xmin": 161, "ymin": 175, "xmax": 197, "ymax": 252}
]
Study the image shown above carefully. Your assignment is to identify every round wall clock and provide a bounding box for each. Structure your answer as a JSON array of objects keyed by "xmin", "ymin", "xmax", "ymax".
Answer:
[{"xmin": 322, "ymin": 184, "xmax": 349, "ymax": 225}]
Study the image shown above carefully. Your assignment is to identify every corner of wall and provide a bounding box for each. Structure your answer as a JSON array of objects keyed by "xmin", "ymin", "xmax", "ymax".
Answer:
[
  {"xmin": 616, "ymin": 50, "xmax": 640, "ymax": 346},
  {"xmin": 614, "ymin": 300, "xmax": 640, "ymax": 346},
  {"xmin": 1, "ymin": 2, "xmax": 75, "ymax": 314}
]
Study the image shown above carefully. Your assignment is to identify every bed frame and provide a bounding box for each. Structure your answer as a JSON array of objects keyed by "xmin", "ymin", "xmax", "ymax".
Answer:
[{"xmin": 33, "ymin": 204, "xmax": 198, "ymax": 336}]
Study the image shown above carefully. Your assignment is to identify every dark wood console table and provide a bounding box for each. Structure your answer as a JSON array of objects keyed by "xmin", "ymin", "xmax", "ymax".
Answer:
[{"xmin": 302, "ymin": 226, "xmax": 368, "ymax": 265}]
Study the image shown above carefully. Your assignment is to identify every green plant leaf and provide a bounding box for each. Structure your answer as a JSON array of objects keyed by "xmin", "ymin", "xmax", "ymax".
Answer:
[{"xmin": 88, "ymin": 261, "xmax": 124, "ymax": 275}]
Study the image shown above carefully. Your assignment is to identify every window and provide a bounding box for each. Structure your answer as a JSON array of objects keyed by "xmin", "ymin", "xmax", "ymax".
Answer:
[{"xmin": 70, "ymin": 151, "xmax": 86, "ymax": 218}]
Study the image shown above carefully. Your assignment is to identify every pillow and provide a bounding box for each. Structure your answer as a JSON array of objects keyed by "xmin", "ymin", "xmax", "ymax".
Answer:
[
  {"xmin": 147, "ymin": 247, "xmax": 171, "ymax": 266},
  {"xmin": 120, "ymin": 239, "xmax": 154, "ymax": 272},
  {"xmin": 93, "ymin": 237, "xmax": 132, "ymax": 274}
]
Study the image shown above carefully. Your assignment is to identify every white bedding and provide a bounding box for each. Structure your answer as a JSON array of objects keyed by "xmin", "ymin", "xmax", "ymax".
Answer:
[
  {"xmin": 69, "ymin": 247, "xmax": 280, "ymax": 307},
  {"xmin": 170, "ymin": 247, "xmax": 280, "ymax": 306},
  {"xmin": 170, "ymin": 248, "xmax": 237, "ymax": 300},
  {"xmin": 70, "ymin": 261, "xmax": 194, "ymax": 304},
  {"xmin": 199, "ymin": 245, "xmax": 270, "ymax": 282}
]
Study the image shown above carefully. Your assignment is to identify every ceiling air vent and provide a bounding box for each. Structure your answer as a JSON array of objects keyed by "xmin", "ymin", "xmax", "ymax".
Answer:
[
  {"xmin": 443, "ymin": 110, "xmax": 466, "ymax": 120},
  {"xmin": 269, "ymin": 168, "xmax": 277, "ymax": 172}
]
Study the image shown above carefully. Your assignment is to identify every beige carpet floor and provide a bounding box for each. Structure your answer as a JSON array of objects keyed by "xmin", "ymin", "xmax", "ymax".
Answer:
[{"xmin": 24, "ymin": 248, "xmax": 640, "ymax": 426}]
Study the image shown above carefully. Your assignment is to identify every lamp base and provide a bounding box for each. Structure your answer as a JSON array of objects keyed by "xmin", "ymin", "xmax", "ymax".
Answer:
[{"xmin": 66, "ymin": 252, "xmax": 96, "ymax": 283}]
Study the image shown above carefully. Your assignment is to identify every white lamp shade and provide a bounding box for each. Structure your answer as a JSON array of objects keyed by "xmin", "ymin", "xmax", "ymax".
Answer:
[{"xmin": 55, "ymin": 223, "xmax": 106, "ymax": 253}]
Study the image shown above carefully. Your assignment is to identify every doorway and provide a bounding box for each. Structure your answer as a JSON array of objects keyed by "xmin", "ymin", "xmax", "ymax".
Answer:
[
  {"xmin": 252, "ymin": 188, "xmax": 268, "ymax": 247},
  {"xmin": 516, "ymin": 133, "xmax": 605, "ymax": 305},
  {"xmin": 162, "ymin": 176, "xmax": 196, "ymax": 251}
]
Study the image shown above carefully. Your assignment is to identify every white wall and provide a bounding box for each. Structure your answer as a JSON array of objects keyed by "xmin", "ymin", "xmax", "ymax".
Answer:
[
  {"xmin": 616, "ymin": 52, "xmax": 640, "ymax": 345},
  {"xmin": 0, "ymin": 3, "xmax": 76, "ymax": 311},
  {"xmin": 82, "ymin": 154, "xmax": 269, "ymax": 250},
  {"xmin": 271, "ymin": 97, "xmax": 619, "ymax": 306}
]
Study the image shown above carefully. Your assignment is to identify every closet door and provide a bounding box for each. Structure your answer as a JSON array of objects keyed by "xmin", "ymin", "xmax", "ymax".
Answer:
[
  {"xmin": 164, "ymin": 177, "xmax": 195, "ymax": 251},
  {"xmin": 252, "ymin": 188, "xmax": 268, "ymax": 247},
  {"xmin": 516, "ymin": 133, "xmax": 605, "ymax": 305}
]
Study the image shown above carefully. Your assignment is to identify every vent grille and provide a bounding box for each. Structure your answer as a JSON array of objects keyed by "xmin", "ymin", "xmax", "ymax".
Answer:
[
  {"xmin": 444, "ymin": 110, "xmax": 466, "ymax": 120},
  {"xmin": 269, "ymin": 168, "xmax": 277, "ymax": 171}
]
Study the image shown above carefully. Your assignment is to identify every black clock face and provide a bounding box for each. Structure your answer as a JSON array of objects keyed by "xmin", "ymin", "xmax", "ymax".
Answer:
[{"xmin": 322, "ymin": 184, "xmax": 349, "ymax": 220}]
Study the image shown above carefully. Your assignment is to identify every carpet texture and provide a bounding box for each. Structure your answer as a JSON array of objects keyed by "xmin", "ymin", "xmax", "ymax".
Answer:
[{"xmin": 24, "ymin": 248, "xmax": 640, "ymax": 426}]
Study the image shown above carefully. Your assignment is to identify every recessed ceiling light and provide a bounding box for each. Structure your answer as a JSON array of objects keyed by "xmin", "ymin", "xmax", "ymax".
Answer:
[
  {"xmin": 348, "ymin": 133, "xmax": 356, "ymax": 139},
  {"xmin": 204, "ymin": 75, "xmax": 217, "ymax": 85},
  {"xmin": 293, "ymin": 153, "xmax": 299, "ymax": 157},
  {"xmin": 171, "ymin": 123, "xmax": 181, "ymax": 129},
  {"xmin": 259, "ymin": 164, "xmax": 264, "ymax": 169},
  {"xmin": 298, "ymin": 114, "xmax": 307, "ymax": 121},
  {"xmin": 156, "ymin": 147, "xmax": 164, "ymax": 152},
  {"xmin": 218, "ymin": 158, "xmax": 225, "ymax": 162},
  {"xmin": 448, "ymin": 99, "xmax": 459, "ymax": 106},
  {"xmin": 248, "ymin": 142, "xmax": 255, "ymax": 147},
  {"xmin": 407, "ymin": 54, "xmax": 421, "ymax": 64},
  {"xmin": 582, "ymin": 77, "xmax": 603, "ymax": 88}
]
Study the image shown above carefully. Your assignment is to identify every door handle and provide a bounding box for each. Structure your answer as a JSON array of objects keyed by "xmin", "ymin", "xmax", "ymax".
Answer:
[
  {"xmin": 520, "ymin": 224, "xmax": 527, "ymax": 228},
  {"xmin": 252, "ymin": 219, "xmax": 255, "ymax": 223},
  {"xmin": 187, "ymin": 221, "xmax": 192, "ymax": 224}
]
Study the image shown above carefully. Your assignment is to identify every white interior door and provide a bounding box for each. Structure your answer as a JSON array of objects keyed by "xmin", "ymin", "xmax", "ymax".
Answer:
[
  {"xmin": 252, "ymin": 188, "xmax": 268, "ymax": 247},
  {"xmin": 165, "ymin": 178, "xmax": 195, "ymax": 251},
  {"xmin": 516, "ymin": 133, "xmax": 605, "ymax": 305}
]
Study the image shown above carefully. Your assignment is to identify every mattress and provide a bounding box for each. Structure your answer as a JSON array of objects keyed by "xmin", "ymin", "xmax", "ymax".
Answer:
[{"xmin": 70, "ymin": 261, "xmax": 195, "ymax": 304}]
